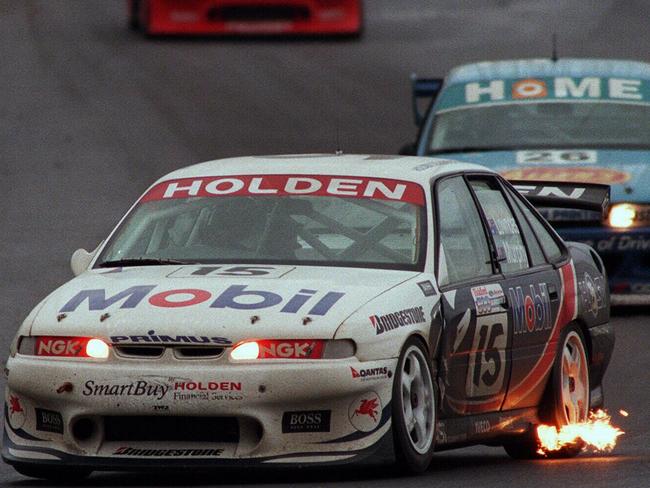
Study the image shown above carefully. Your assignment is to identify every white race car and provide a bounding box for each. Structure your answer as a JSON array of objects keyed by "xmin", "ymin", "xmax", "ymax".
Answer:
[{"xmin": 3, "ymin": 155, "xmax": 613, "ymax": 480}]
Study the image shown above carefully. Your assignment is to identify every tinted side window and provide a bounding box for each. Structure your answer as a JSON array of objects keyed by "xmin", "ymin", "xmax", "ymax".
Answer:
[
  {"xmin": 512, "ymin": 191, "xmax": 563, "ymax": 262},
  {"xmin": 503, "ymin": 187, "xmax": 546, "ymax": 267},
  {"xmin": 436, "ymin": 176, "xmax": 493, "ymax": 286},
  {"xmin": 469, "ymin": 178, "xmax": 529, "ymax": 273}
]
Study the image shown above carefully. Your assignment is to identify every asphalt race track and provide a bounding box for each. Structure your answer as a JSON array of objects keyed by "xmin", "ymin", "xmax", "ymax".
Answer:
[{"xmin": 1, "ymin": 0, "xmax": 649, "ymax": 485}]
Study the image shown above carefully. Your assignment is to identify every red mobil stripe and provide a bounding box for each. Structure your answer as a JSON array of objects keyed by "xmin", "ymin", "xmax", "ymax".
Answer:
[
  {"xmin": 507, "ymin": 261, "xmax": 577, "ymax": 406},
  {"xmin": 141, "ymin": 175, "xmax": 425, "ymax": 206}
]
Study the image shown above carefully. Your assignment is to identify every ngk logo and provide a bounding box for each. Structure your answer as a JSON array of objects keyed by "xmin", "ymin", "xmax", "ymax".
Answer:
[
  {"xmin": 36, "ymin": 337, "xmax": 84, "ymax": 356},
  {"xmin": 258, "ymin": 340, "xmax": 323, "ymax": 359}
]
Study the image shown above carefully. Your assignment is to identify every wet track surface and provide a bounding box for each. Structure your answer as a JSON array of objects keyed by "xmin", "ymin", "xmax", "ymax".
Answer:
[{"xmin": 1, "ymin": 0, "xmax": 649, "ymax": 485}]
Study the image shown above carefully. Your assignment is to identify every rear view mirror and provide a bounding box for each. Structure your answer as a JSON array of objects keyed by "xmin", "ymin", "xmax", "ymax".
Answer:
[{"xmin": 70, "ymin": 244, "xmax": 101, "ymax": 276}]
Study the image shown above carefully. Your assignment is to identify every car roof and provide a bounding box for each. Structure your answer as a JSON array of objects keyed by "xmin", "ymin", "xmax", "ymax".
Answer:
[
  {"xmin": 446, "ymin": 58, "xmax": 650, "ymax": 84},
  {"xmin": 153, "ymin": 154, "xmax": 492, "ymax": 186}
]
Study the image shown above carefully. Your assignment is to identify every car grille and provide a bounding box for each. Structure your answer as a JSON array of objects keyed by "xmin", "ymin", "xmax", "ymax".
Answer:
[
  {"xmin": 114, "ymin": 345, "xmax": 225, "ymax": 360},
  {"xmin": 104, "ymin": 416, "xmax": 240, "ymax": 443},
  {"xmin": 207, "ymin": 5, "xmax": 311, "ymax": 22}
]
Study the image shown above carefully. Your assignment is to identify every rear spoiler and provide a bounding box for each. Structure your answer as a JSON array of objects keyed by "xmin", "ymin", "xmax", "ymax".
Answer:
[
  {"xmin": 510, "ymin": 180, "xmax": 611, "ymax": 218},
  {"xmin": 410, "ymin": 74, "xmax": 443, "ymax": 126}
]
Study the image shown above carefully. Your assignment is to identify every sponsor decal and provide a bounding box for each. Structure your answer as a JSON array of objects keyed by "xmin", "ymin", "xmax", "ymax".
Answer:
[
  {"xmin": 462, "ymin": 77, "xmax": 646, "ymax": 104},
  {"xmin": 516, "ymin": 150, "xmax": 597, "ymax": 165},
  {"xmin": 168, "ymin": 265, "xmax": 293, "ymax": 279},
  {"xmin": 35, "ymin": 337, "xmax": 86, "ymax": 357},
  {"xmin": 257, "ymin": 340, "xmax": 324, "ymax": 359},
  {"xmin": 417, "ymin": 280, "xmax": 437, "ymax": 297},
  {"xmin": 140, "ymin": 175, "xmax": 425, "ymax": 206},
  {"xmin": 82, "ymin": 378, "xmax": 244, "ymax": 402},
  {"xmin": 113, "ymin": 446, "xmax": 224, "ymax": 457},
  {"xmin": 8, "ymin": 395, "xmax": 25, "ymax": 429},
  {"xmin": 60, "ymin": 285, "xmax": 345, "ymax": 316},
  {"xmin": 35, "ymin": 408, "xmax": 64, "ymax": 434},
  {"xmin": 501, "ymin": 167, "xmax": 630, "ymax": 185},
  {"xmin": 172, "ymin": 381, "xmax": 243, "ymax": 401},
  {"xmin": 348, "ymin": 392, "xmax": 382, "ymax": 432},
  {"xmin": 471, "ymin": 284, "xmax": 505, "ymax": 316},
  {"xmin": 110, "ymin": 331, "xmax": 231, "ymax": 346},
  {"xmin": 474, "ymin": 419, "xmax": 491, "ymax": 434},
  {"xmin": 369, "ymin": 306, "xmax": 426, "ymax": 335},
  {"xmin": 282, "ymin": 410, "xmax": 331, "ymax": 433},
  {"xmin": 589, "ymin": 235, "xmax": 650, "ymax": 253},
  {"xmin": 83, "ymin": 380, "xmax": 169, "ymax": 401},
  {"xmin": 578, "ymin": 272, "xmax": 606, "ymax": 317},
  {"xmin": 508, "ymin": 283, "xmax": 551, "ymax": 334},
  {"xmin": 350, "ymin": 366, "xmax": 392, "ymax": 381}
]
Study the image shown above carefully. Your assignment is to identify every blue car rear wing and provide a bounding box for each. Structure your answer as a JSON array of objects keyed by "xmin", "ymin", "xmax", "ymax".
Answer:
[
  {"xmin": 510, "ymin": 180, "xmax": 611, "ymax": 218},
  {"xmin": 410, "ymin": 75, "xmax": 443, "ymax": 126}
]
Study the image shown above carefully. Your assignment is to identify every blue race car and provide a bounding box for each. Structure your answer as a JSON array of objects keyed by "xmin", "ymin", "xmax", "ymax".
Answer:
[{"xmin": 403, "ymin": 58, "xmax": 650, "ymax": 305}]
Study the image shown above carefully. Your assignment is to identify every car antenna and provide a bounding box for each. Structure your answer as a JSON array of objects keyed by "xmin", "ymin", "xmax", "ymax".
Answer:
[
  {"xmin": 335, "ymin": 123, "xmax": 343, "ymax": 155},
  {"xmin": 551, "ymin": 33, "xmax": 559, "ymax": 62}
]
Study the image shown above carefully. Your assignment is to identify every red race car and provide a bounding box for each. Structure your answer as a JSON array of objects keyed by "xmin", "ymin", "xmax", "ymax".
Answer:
[{"xmin": 128, "ymin": 0, "xmax": 362, "ymax": 36}]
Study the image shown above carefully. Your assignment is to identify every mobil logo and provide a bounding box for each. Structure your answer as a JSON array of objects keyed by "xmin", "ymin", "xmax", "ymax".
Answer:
[
  {"xmin": 508, "ymin": 283, "xmax": 551, "ymax": 334},
  {"xmin": 59, "ymin": 285, "xmax": 345, "ymax": 316}
]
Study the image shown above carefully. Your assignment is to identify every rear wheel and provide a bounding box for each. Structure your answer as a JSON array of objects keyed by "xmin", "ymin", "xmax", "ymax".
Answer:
[
  {"xmin": 392, "ymin": 337, "xmax": 437, "ymax": 473},
  {"xmin": 13, "ymin": 463, "xmax": 92, "ymax": 481},
  {"xmin": 504, "ymin": 324, "xmax": 589, "ymax": 459}
]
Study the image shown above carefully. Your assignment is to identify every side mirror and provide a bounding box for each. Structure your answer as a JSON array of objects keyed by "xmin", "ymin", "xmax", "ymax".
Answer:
[
  {"xmin": 70, "ymin": 244, "xmax": 101, "ymax": 276},
  {"xmin": 399, "ymin": 142, "xmax": 417, "ymax": 156}
]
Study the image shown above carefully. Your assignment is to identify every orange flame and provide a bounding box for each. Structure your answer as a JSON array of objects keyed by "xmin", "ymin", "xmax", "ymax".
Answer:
[{"xmin": 536, "ymin": 410, "xmax": 624, "ymax": 455}]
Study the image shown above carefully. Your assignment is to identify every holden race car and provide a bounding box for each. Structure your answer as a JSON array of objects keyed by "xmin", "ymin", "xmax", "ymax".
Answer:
[
  {"xmin": 3, "ymin": 154, "xmax": 614, "ymax": 480},
  {"xmin": 128, "ymin": 0, "xmax": 362, "ymax": 36},
  {"xmin": 404, "ymin": 58, "xmax": 650, "ymax": 304}
]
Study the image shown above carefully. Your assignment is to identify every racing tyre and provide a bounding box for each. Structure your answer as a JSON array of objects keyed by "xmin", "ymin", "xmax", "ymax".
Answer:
[
  {"xmin": 504, "ymin": 324, "xmax": 589, "ymax": 459},
  {"xmin": 12, "ymin": 463, "xmax": 92, "ymax": 481},
  {"xmin": 392, "ymin": 337, "xmax": 436, "ymax": 473}
]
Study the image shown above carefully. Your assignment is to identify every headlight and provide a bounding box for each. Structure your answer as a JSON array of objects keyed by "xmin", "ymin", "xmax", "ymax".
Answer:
[
  {"xmin": 17, "ymin": 336, "xmax": 110, "ymax": 359},
  {"xmin": 230, "ymin": 339, "xmax": 355, "ymax": 360},
  {"xmin": 607, "ymin": 203, "xmax": 650, "ymax": 228}
]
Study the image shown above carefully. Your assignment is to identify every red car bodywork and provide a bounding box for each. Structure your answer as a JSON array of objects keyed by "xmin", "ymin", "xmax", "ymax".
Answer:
[{"xmin": 129, "ymin": 0, "xmax": 362, "ymax": 36}]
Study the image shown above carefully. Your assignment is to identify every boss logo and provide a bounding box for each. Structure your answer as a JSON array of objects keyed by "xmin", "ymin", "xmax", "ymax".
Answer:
[
  {"xmin": 282, "ymin": 410, "xmax": 331, "ymax": 433},
  {"xmin": 35, "ymin": 408, "xmax": 64, "ymax": 434}
]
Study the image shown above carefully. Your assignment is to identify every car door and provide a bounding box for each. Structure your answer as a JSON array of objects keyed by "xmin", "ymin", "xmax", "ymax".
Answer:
[
  {"xmin": 435, "ymin": 175, "xmax": 510, "ymax": 417},
  {"xmin": 496, "ymin": 182, "xmax": 573, "ymax": 411}
]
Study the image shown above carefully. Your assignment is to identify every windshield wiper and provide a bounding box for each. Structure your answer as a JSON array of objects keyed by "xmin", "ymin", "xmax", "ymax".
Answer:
[{"xmin": 96, "ymin": 258, "xmax": 191, "ymax": 268}]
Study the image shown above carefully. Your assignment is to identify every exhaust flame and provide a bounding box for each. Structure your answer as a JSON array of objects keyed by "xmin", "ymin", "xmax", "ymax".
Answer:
[{"xmin": 536, "ymin": 410, "xmax": 624, "ymax": 455}]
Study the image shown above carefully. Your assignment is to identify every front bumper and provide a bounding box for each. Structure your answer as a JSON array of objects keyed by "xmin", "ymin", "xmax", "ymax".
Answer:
[
  {"xmin": 3, "ymin": 355, "xmax": 396, "ymax": 469},
  {"xmin": 558, "ymin": 225, "xmax": 650, "ymax": 304}
]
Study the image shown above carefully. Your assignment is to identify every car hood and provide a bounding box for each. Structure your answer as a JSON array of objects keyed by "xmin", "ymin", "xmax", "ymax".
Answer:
[
  {"xmin": 30, "ymin": 265, "xmax": 420, "ymax": 343},
  {"xmin": 438, "ymin": 149, "xmax": 650, "ymax": 203}
]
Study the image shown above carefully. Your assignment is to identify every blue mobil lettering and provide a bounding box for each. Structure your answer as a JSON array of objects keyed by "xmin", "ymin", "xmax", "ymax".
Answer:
[
  {"xmin": 59, "ymin": 285, "xmax": 344, "ymax": 315},
  {"xmin": 508, "ymin": 283, "xmax": 551, "ymax": 334}
]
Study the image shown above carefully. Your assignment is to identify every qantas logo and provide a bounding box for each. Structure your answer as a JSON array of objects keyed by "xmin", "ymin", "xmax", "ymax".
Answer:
[{"xmin": 350, "ymin": 366, "xmax": 391, "ymax": 380}]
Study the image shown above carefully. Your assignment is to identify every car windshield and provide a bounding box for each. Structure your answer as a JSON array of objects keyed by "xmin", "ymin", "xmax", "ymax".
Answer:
[
  {"xmin": 97, "ymin": 175, "xmax": 426, "ymax": 271},
  {"xmin": 428, "ymin": 102, "xmax": 650, "ymax": 153}
]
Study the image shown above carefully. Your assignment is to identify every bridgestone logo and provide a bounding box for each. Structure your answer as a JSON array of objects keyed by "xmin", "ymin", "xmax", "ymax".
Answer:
[
  {"xmin": 113, "ymin": 447, "xmax": 224, "ymax": 457},
  {"xmin": 369, "ymin": 306, "xmax": 426, "ymax": 335}
]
